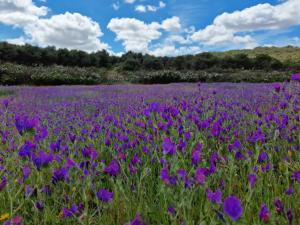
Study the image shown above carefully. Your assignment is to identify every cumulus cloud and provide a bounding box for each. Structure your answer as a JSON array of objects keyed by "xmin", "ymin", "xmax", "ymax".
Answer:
[
  {"xmin": 150, "ymin": 45, "xmax": 202, "ymax": 57},
  {"xmin": 108, "ymin": 17, "xmax": 181, "ymax": 53},
  {"xmin": 23, "ymin": 12, "xmax": 109, "ymax": 52},
  {"xmin": 0, "ymin": 1, "xmax": 109, "ymax": 52},
  {"xmin": 135, "ymin": 1, "xmax": 166, "ymax": 13},
  {"xmin": 107, "ymin": 18, "xmax": 162, "ymax": 52},
  {"xmin": 161, "ymin": 16, "xmax": 181, "ymax": 32},
  {"xmin": 192, "ymin": 0, "xmax": 300, "ymax": 47},
  {"xmin": 0, "ymin": 0, "xmax": 48, "ymax": 26}
]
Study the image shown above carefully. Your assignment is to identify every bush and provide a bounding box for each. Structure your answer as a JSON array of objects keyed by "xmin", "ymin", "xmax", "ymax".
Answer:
[{"xmin": 0, "ymin": 63, "xmax": 108, "ymax": 85}]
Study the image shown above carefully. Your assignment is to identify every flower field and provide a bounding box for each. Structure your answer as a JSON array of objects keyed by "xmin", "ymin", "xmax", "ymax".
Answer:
[{"xmin": 0, "ymin": 82, "xmax": 299, "ymax": 224}]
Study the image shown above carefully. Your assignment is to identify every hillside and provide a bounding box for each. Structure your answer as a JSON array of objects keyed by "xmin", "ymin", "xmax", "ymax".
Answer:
[{"xmin": 214, "ymin": 46, "xmax": 300, "ymax": 64}]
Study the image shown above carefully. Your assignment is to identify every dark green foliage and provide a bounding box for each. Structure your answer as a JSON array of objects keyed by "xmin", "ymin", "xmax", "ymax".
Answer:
[{"xmin": 0, "ymin": 42, "xmax": 296, "ymax": 84}]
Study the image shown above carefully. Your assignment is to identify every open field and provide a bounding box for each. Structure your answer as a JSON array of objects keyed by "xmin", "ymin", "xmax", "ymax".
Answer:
[{"xmin": 0, "ymin": 83, "xmax": 299, "ymax": 224}]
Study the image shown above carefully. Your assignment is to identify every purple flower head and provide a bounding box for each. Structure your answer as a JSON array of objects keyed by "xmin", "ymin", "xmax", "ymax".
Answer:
[
  {"xmin": 0, "ymin": 176, "xmax": 7, "ymax": 191},
  {"xmin": 291, "ymin": 73, "xmax": 300, "ymax": 81},
  {"xmin": 191, "ymin": 143, "xmax": 202, "ymax": 165},
  {"xmin": 248, "ymin": 129, "xmax": 265, "ymax": 143},
  {"xmin": 50, "ymin": 139, "xmax": 61, "ymax": 152},
  {"xmin": 22, "ymin": 166, "xmax": 31, "ymax": 180},
  {"xmin": 292, "ymin": 171, "xmax": 300, "ymax": 183},
  {"xmin": 104, "ymin": 160, "xmax": 120, "ymax": 176},
  {"xmin": 15, "ymin": 115, "xmax": 39, "ymax": 135},
  {"xmin": 258, "ymin": 152, "xmax": 268, "ymax": 163},
  {"xmin": 274, "ymin": 198, "xmax": 284, "ymax": 214},
  {"xmin": 273, "ymin": 83, "xmax": 281, "ymax": 93},
  {"xmin": 52, "ymin": 167, "xmax": 69, "ymax": 185},
  {"xmin": 18, "ymin": 141, "xmax": 36, "ymax": 158},
  {"xmin": 247, "ymin": 174, "xmax": 257, "ymax": 188},
  {"xmin": 259, "ymin": 204, "xmax": 270, "ymax": 223},
  {"xmin": 162, "ymin": 137, "xmax": 176, "ymax": 155},
  {"xmin": 33, "ymin": 151, "xmax": 54, "ymax": 170},
  {"xmin": 131, "ymin": 154, "xmax": 141, "ymax": 166},
  {"xmin": 195, "ymin": 168, "xmax": 205, "ymax": 185},
  {"xmin": 35, "ymin": 201, "xmax": 44, "ymax": 211},
  {"xmin": 285, "ymin": 186, "xmax": 294, "ymax": 195},
  {"xmin": 287, "ymin": 209, "xmax": 293, "ymax": 224},
  {"xmin": 62, "ymin": 204, "xmax": 78, "ymax": 218},
  {"xmin": 2, "ymin": 98, "xmax": 9, "ymax": 108},
  {"xmin": 206, "ymin": 188, "xmax": 222, "ymax": 204},
  {"xmin": 82, "ymin": 146, "xmax": 98, "ymax": 160},
  {"xmin": 177, "ymin": 168, "xmax": 187, "ymax": 179},
  {"xmin": 167, "ymin": 207, "xmax": 176, "ymax": 216},
  {"xmin": 129, "ymin": 213, "xmax": 146, "ymax": 225},
  {"xmin": 223, "ymin": 196, "xmax": 243, "ymax": 221},
  {"xmin": 160, "ymin": 168, "xmax": 177, "ymax": 185},
  {"xmin": 211, "ymin": 121, "xmax": 221, "ymax": 137},
  {"xmin": 97, "ymin": 189, "xmax": 114, "ymax": 203}
]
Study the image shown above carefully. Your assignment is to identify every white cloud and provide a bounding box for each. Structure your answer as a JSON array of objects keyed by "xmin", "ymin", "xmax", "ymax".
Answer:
[
  {"xmin": 150, "ymin": 45, "xmax": 202, "ymax": 57},
  {"xmin": 108, "ymin": 17, "xmax": 182, "ymax": 53},
  {"xmin": 135, "ymin": 1, "xmax": 166, "ymax": 13},
  {"xmin": 23, "ymin": 12, "xmax": 109, "ymax": 52},
  {"xmin": 166, "ymin": 35, "xmax": 192, "ymax": 45},
  {"xmin": 161, "ymin": 16, "xmax": 181, "ymax": 32},
  {"xmin": 112, "ymin": 2, "xmax": 120, "ymax": 11},
  {"xmin": 0, "ymin": 1, "xmax": 109, "ymax": 52},
  {"xmin": 159, "ymin": 1, "xmax": 166, "ymax": 8},
  {"xmin": 107, "ymin": 18, "xmax": 162, "ymax": 53},
  {"xmin": 192, "ymin": 0, "xmax": 300, "ymax": 47},
  {"xmin": 0, "ymin": 0, "xmax": 48, "ymax": 27},
  {"xmin": 124, "ymin": 0, "xmax": 135, "ymax": 4},
  {"xmin": 6, "ymin": 36, "xmax": 26, "ymax": 45},
  {"xmin": 135, "ymin": 5, "xmax": 146, "ymax": 13}
]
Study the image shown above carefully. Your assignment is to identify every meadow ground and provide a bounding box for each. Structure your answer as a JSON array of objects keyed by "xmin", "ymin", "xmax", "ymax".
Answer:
[{"xmin": 0, "ymin": 83, "xmax": 299, "ymax": 225}]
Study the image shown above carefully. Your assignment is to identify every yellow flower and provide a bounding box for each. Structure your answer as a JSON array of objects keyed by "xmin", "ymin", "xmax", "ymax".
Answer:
[
  {"xmin": 0, "ymin": 213, "xmax": 10, "ymax": 222},
  {"xmin": 72, "ymin": 187, "xmax": 76, "ymax": 192},
  {"xmin": 288, "ymin": 150, "xmax": 293, "ymax": 157}
]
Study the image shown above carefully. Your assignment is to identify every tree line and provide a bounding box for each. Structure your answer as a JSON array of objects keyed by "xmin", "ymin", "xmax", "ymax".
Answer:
[{"xmin": 0, "ymin": 42, "xmax": 293, "ymax": 72}]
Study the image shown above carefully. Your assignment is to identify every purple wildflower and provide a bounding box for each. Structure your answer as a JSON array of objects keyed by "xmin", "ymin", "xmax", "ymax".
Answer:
[
  {"xmin": 206, "ymin": 188, "xmax": 222, "ymax": 204},
  {"xmin": 223, "ymin": 196, "xmax": 243, "ymax": 221},
  {"xmin": 162, "ymin": 137, "xmax": 176, "ymax": 155},
  {"xmin": 291, "ymin": 73, "xmax": 300, "ymax": 81},
  {"xmin": 18, "ymin": 141, "xmax": 36, "ymax": 158},
  {"xmin": 191, "ymin": 143, "xmax": 202, "ymax": 165},
  {"xmin": 259, "ymin": 204, "xmax": 270, "ymax": 223},
  {"xmin": 129, "ymin": 213, "xmax": 146, "ymax": 225},
  {"xmin": 15, "ymin": 115, "xmax": 39, "ymax": 135},
  {"xmin": 97, "ymin": 189, "xmax": 114, "ymax": 203},
  {"xmin": 0, "ymin": 177, "xmax": 7, "ymax": 191},
  {"xmin": 274, "ymin": 198, "xmax": 284, "ymax": 214},
  {"xmin": 104, "ymin": 160, "xmax": 120, "ymax": 176},
  {"xmin": 287, "ymin": 209, "xmax": 293, "ymax": 224},
  {"xmin": 285, "ymin": 186, "xmax": 294, "ymax": 195},
  {"xmin": 194, "ymin": 168, "xmax": 205, "ymax": 184},
  {"xmin": 247, "ymin": 174, "xmax": 257, "ymax": 188},
  {"xmin": 293, "ymin": 171, "xmax": 300, "ymax": 183},
  {"xmin": 22, "ymin": 166, "xmax": 31, "ymax": 180},
  {"xmin": 167, "ymin": 207, "xmax": 176, "ymax": 216},
  {"xmin": 258, "ymin": 152, "xmax": 268, "ymax": 163}
]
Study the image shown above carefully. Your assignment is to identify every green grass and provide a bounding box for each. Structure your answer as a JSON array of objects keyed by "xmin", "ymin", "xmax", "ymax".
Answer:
[{"xmin": 213, "ymin": 46, "xmax": 300, "ymax": 63}]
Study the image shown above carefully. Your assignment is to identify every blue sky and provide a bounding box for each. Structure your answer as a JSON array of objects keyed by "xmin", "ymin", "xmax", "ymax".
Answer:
[{"xmin": 0, "ymin": 0, "xmax": 299, "ymax": 56}]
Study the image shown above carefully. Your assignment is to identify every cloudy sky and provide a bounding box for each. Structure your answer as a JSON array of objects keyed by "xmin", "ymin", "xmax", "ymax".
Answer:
[{"xmin": 0, "ymin": 0, "xmax": 300, "ymax": 56}]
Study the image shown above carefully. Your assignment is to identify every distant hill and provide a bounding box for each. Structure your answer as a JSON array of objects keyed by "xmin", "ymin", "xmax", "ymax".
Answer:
[{"xmin": 213, "ymin": 46, "xmax": 300, "ymax": 64}]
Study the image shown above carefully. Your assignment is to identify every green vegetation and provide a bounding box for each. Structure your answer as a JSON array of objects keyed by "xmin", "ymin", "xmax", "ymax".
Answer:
[
  {"xmin": 0, "ymin": 42, "xmax": 299, "ymax": 85},
  {"xmin": 213, "ymin": 46, "xmax": 300, "ymax": 67}
]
